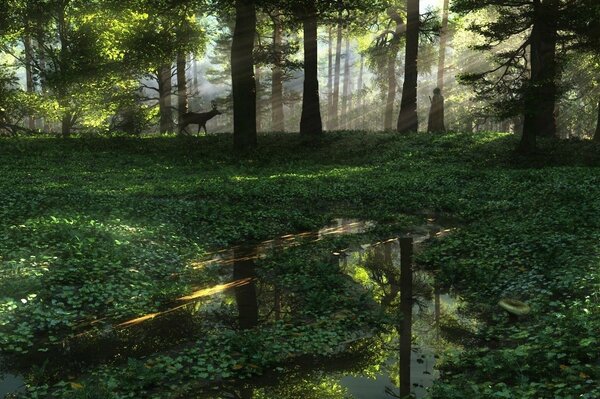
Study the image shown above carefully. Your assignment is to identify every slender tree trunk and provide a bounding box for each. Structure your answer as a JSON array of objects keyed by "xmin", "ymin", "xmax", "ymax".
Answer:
[
  {"xmin": 385, "ymin": 50, "xmax": 398, "ymax": 131},
  {"xmin": 231, "ymin": 0, "xmax": 257, "ymax": 150},
  {"xmin": 341, "ymin": 34, "xmax": 351, "ymax": 129},
  {"xmin": 299, "ymin": 3, "xmax": 323, "ymax": 137},
  {"xmin": 594, "ymin": 98, "xmax": 600, "ymax": 141},
  {"xmin": 176, "ymin": 52, "xmax": 188, "ymax": 130},
  {"xmin": 358, "ymin": 54, "xmax": 365, "ymax": 130},
  {"xmin": 271, "ymin": 14, "xmax": 285, "ymax": 131},
  {"xmin": 519, "ymin": 0, "xmax": 558, "ymax": 152},
  {"xmin": 192, "ymin": 56, "xmax": 199, "ymax": 96},
  {"xmin": 57, "ymin": 5, "xmax": 71, "ymax": 137},
  {"xmin": 327, "ymin": 26, "xmax": 334, "ymax": 130},
  {"xmin": 332, "ymin": 21, "xmax": 343, "ymax": 130},
  {"xmin": 158, "ymin": 64, "xmax": 173, "ymax": 133},
  {"xmin": 24, "ymin": 35, "xmax": 35, "ymax": 130},
  {"xmin": 255, "ymin": 66, "xmax": 262, "ymax": 132},
  {"xmin": 437, "ymin": 0, "xmax": 450, "ymax": 91},
  {"xmin": 397, "ymin": 0, "xmax": 420, "ymax": 133}
]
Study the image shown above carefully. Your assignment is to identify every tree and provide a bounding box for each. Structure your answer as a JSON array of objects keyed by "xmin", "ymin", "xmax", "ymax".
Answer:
[
  {"xmin": 299, "ymin": 1, "xmax": 323, "ymax": 137},
  {"xmin": 397, "ymin": 0, "xmax": 419, "ymax": 133},
  {"xmin": 452, "ymin": 0, "xmax": 566, "ymax": 152},
  {"xmin": 436, "ymin": 0, "xmax": 449, "ymax": 91},
  {"xmin": 231, "ymin": 0, "xmax": 257, "ymax": 150},
  {"xmin": 331, "ymin": 19, "xmax": 343, "ymax": 130}
]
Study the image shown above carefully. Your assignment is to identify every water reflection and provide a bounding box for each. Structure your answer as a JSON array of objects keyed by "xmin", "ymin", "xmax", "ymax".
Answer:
[
  {"xmin": 339, "ymin": 236, "xmax": 456, "ymax": 399},
  {"xmin": 0, "ymin": 218, "xmax": 471, "ymax": 399}
]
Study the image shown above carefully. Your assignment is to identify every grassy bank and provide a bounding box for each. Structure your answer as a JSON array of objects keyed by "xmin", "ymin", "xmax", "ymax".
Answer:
[{"xmin": 0, "ymin": 132, "xmax": 598, "ymax": 398}]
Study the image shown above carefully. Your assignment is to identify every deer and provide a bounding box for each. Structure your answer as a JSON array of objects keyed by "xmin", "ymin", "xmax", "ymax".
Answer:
[{"xmin": 179, "ymin": 101, "xmax": 222, "ymax": 135}]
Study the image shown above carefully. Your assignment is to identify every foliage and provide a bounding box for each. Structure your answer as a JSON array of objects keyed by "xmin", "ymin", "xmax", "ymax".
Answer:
[{"xmin": 0, "ymin": 132, "xmax": 598, "ymax": 398}]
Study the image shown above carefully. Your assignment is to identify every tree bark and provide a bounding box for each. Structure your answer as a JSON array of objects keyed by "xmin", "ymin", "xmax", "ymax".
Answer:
[
  {"xmin": 341, "ymin": 34, "xmax": 351, "ymax": 129},
  {"xmin": 327, "ymin": 26, "xmax": 334, "ymax": 130},
  {"xmin": 437, "ymin": 0, "xmax": 450, "ymax": 91},
  {"xmin": 271, "ymin": 13, "xmax": 285, "ymax": 131},
  {"xmin": 231, "ymin": 0, "xmax": 257, "ymax": 150},
  {"xmin": 24, "ymin": 35, "xmax": 36, "ymax": 130},
  {"xmin": 299, "ymin": 3, "xmax": 323, "ymax": 137},
  {"xmin": 357, "ymin": 54, "xmax": 365, "ymax": 130},
  {"xmin": 519, "ymin": 0, "xmax": 558, "ymax": 152},
  {"xmin": 594, "ymin": 98, "xmax": 600, "ymax": 141},
  {"xmin": 255, "ymin": 66, "xmax": 262, "ymax": 132},
  {"xmin": 397, "ymin": 0, "xmax": 420, "ymax": 133},
  {"xmin": 158, "ymin": 64, "xmax": 173, "ymax": 133},
  {"xmin": 57, "ymin": 5, "xmax": 71, "ymax": 137},
  {"xmin": 384, "ymin": 50, "xmax": 398, "ymax": 131},
  {"xmin": 176, "ymin": 52, "xmax": 188, "ymax": 130},
  {"xmin": 332, "ymin": 21, "xmax": 343, "ymax": 130}
]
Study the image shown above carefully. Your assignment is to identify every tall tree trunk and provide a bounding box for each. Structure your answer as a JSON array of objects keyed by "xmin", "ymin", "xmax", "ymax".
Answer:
[
  {"xmin": 158, "ymin": 64, "xmax": 173, "ymax": 133},
  {"xmin": 357, "ymin": 54, "xmax": 365, "ymax": 130},
  {"xmin": 397, "ymin": 0, "xmax": 420, "ymax": 133},
  {"xmin": 192, "ymin": 56, "xmax": 199, "ymax": 96},
  {"xmin": 384, "ymin": 50, "xmax": 398, "ymax": 131},
  {"xmin": 437, "ymin": 0, "xmax": 450, "ymax": 91},
  {"xmin": 594, "ymin": 98, "xmax": 600, "ymax": 141},
  {"xmin": 327, "ymin": 26, "xmax": 334, "ymax": 130},
  {"xmin": 57, "ymin": 5, "xmax": 71, "ymax": 137},
  {"xmin": 24, "ymin": 35, "xmax": 35, "ymax": 130},
  {"xmin": 341, "ymin": 34, "xmax": 351, "ymax": 129},
  {"xmin": 332, "ymin": 21, "xmax": 343, "ymax": 130},
  {"xmin": 255, "ymin": 66, "xmax": 262, "ymax": 132},
  {"xmin": 519, "ymin": 0, "xmax": 558, "ymax": 152},
  {"xmin": 231, "ymin": 0, "xmax": 257, "ymax": 150},
  {"xmin": 271, "ymin": 13, "xmax": 285, "ymax": 131},
  {"xmin": 299, "ymin": 3, "xmax": 323, "ymax": 137},
  {"xmin": 176, "ymin": 52, "xmax": 188, "ymax": 130}
]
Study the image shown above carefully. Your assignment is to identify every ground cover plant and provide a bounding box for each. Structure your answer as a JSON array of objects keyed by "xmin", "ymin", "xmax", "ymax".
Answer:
[{"xmin": 0, "ymin": 132, "xmax": 598, "ymax": 398}]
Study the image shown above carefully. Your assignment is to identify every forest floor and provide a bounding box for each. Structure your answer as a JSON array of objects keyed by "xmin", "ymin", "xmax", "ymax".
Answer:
[{"xmin": 0, "ymin": 132, "xmax": 599, "ymax": 399}]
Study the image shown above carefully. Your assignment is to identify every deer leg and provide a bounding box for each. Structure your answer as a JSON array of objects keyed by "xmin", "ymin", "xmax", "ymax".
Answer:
[
  {"xmin": 197, "ymin": 124, "xmax": 202, "ymax": 135},
  {"xmin": 203, "ymin": 124, "xmax": 208, "ymax": 135}
]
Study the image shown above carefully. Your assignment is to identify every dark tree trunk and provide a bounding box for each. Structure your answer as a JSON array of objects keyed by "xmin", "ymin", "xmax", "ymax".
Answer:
[
  {"xmin": 384, "ymin": 50, "xmax": 398, "ymax": 131},
  {"xmin": 327, "ymin": 26, "xmax": 334, "ymax": 130},
  {"xmin": 271, "ymin": 14, "xmax": 285, "ymax": 131},
  {"xmin": 594, "ymin": 98, "xmax": 600, "ymax": 141},
  {"xmin": 61, "ymin": 112, "xmax": 72, "ymax": 138},
  {"xmin": 176, "ymin": 52, "xmax": 188, "ymax": 132},
  {"xmin": 519, "ymin": 0, "xmax": 558, "ymax": 152},
  {"xmin": 341, "ymin": 34, "xmax": 351, "ymax": 129},
  {"xmin": 397, "ymin": 0, "xmax": 420, "ymax": 133},
  {"xmin": 158, "ymin": 64, "xmax": 173, "ymax": 133},
  {"xmin": 437, "ymin": 0, "xmax": 450, "ymax": 91},
  {"xmin": 332, "ymin": 21, "xmax": 343, "ymax": 130},
  {"xmin": 299, "ymin": 3, "xmax": 323, "ymax": 137},
  {"xmin": 231, "ymin": 0, "xmax": 257, "ymax": 150},
  {"xmin": 24, "ymin": 35, "xmax": 35, "ymax": 130}
]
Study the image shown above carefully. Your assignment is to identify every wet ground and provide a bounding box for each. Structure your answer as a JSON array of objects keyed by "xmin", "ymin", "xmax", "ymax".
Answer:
[{"xmin": 1, "ymin": 217, "xmax": 473, "ymax": 399}]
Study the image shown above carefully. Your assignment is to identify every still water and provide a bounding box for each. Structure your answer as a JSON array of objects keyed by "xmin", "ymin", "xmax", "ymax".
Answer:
[{"xmin": 1, "ymin": 218, "xmax": 472, "ymax": 399}]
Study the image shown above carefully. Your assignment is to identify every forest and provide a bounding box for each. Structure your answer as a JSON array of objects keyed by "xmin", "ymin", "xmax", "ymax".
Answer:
[{"xmin": 0, "ymin": 0, "xmax": 599, "ymax": 398}]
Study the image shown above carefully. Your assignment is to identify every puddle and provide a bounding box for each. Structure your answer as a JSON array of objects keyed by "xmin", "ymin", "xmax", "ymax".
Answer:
[
  {"xmin": 1, "ymin": 217, "xmax": 473, "ymax": 398},
  {"xmin": 0, "ymin": 367, "xmax": 24, "ymax": 399}
]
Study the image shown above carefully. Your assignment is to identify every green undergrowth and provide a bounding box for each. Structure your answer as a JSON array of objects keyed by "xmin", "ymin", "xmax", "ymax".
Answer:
[{"xmin": 0, "ymin": 132, "xmax": 599, "ymax": 398}]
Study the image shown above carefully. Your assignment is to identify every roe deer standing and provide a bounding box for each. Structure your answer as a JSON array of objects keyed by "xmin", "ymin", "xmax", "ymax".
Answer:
[{"xmin": 179, "ymin": 101, "xmax": 222, "ymax": 135}]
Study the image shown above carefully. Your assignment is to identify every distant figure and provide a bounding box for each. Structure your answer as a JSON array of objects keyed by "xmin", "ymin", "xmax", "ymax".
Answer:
[{"xmin": 427, "ymin": 88, "xmax": 446, "ymax": 133}]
